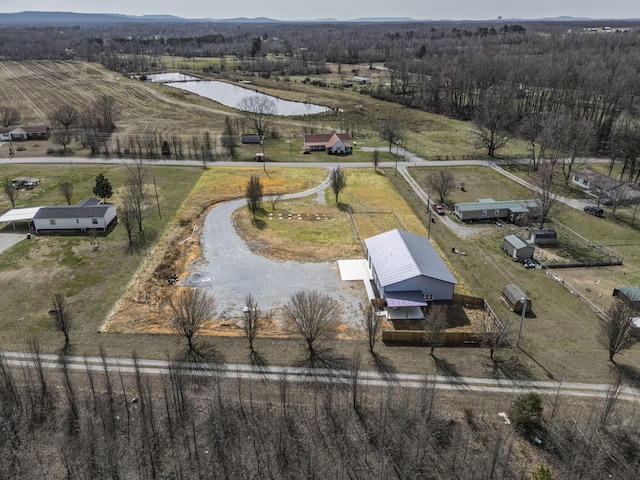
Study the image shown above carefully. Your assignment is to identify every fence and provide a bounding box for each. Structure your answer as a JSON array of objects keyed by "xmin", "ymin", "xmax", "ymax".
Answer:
[
  {"xmin": 382, "ymin": 330, "xmax": 488, "ymax": 345},
  {"xmin": 381, "ymin": 295, "xmax": 503, "ymax": 346}
]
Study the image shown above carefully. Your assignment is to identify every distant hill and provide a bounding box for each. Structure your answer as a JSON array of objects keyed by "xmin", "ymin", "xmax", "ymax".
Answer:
[{"xmin": 0, "ymin": 11, "xmax": 637, "ymax": 26}]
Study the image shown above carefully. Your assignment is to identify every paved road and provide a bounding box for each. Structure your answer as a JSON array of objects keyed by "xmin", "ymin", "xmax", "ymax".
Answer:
[{"xmin": 3, "ymin": 350, "xmax": 638, "ymax": 402}]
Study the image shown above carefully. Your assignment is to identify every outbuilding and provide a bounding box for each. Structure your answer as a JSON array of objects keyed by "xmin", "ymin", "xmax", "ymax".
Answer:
[
  {"xmin": 502, "ymin": 284, "xmax": 531, "ymax": 314},
  {"xmin": 529, "ymin": 229, "xmax": 557, "ymax": 246},
  {"xmin": 612, "ymin": 286, "xmax": 640, "ymax": 306},
  {"xmin": 503, "ymin": 234, "xmax": 534, "ymax": 260}
]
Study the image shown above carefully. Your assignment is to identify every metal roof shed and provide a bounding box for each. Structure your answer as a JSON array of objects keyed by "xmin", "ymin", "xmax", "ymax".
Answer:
[
  {"xmin": 503, "ymin": 234, "xmax": 534, "ymax": 260},
  {"xmin": 502, "ymin": 284, "xmax": 532, "ymax": 313}
]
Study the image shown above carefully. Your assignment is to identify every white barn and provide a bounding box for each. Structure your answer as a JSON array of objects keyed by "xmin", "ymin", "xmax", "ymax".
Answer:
[
  {"xmin": 32, "ymin": 198, "xmax": 117, "ymax": 233},
  {"xmin": 365, "ymin": 229, "xmax": 457, "ymax": 319}
]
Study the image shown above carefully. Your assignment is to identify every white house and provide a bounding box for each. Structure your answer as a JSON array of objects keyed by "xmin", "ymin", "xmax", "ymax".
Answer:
[
  {"xmin": 303, "ymin": 133, "xmax": 352, "ymax": 155},
  {"xmin": 32, "ymin": 198, "xmax": 117, "ymax": 233},
  {"xmin": 365, "ymin": 229, "xmax": 457, "ymax": 319}
]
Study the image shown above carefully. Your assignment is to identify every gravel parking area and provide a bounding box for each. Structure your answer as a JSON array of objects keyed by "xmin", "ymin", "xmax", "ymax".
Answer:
[{"xmin": 185, "ymin": 193, "xmax": 367, "ymax": 324}]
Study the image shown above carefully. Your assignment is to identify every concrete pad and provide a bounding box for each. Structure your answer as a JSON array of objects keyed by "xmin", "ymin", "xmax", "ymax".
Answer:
[
  {"xmin": 0, "ymin": 233, "xmax": 25, "ymax": 254},
  {"xmin": 337, "ymin": 259, "xmax": 372, "ymax": 281}
]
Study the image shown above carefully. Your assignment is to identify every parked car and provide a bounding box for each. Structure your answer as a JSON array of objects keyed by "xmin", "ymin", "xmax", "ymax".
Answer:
[
  {"xmin": 583, "ymin": 205, "xmax": 604, "ymax": 217},
  {"xmin": 432, "ymin": 204, "xmax": 446, "ymax": 215}
]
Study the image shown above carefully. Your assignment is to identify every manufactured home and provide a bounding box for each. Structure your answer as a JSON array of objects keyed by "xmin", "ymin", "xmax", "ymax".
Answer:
[
  {"xmin": 453, "ymin": 198, "xmax": 541, "ymax": 223},
  {"xmin": 32, "ymin": 198, "xmax": 117, "ymax": 234}
]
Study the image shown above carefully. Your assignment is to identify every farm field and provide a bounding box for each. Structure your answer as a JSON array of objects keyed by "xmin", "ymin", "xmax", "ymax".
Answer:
[{"xmin": 0, "ymin": 60, "xmax": 531, "ymax": 161}]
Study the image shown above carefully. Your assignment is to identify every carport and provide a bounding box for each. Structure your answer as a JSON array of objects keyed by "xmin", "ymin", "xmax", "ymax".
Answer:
[{"xmin": 0, "ymin": 206, "xmax": 41, "ymax": 230}]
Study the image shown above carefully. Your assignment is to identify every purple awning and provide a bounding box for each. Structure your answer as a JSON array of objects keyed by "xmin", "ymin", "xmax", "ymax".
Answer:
[{"xmin": 385, "ymin": 291, "xmax": 427, "ymax": 307}]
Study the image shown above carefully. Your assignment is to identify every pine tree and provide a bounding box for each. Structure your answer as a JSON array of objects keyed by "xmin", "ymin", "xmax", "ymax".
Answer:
[{"xmin": 92, "ymin": 173, "xmax": 113, "ymax": 201}]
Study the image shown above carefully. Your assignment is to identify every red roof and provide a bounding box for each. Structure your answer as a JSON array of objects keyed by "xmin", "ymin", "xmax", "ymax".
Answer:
[{"xmin": 304, "ymin": 133, "xmax": 351, "ymax": 148}]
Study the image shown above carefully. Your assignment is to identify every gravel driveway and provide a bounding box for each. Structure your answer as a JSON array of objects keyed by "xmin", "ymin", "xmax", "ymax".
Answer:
[{"xmin": 185, "ymin": 177, "xmax": 367, "ymax": 323}]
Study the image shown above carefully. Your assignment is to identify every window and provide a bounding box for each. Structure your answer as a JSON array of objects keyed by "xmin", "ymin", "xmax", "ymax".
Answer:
[
  {"xmin": 49, "ymin": 219, "xmax": 56, "ymax": 226},
  {"xmin": 76, "ymin": 219, "xmax": 79, "ymax": 223},
  {"xmin": 482, "ymin": 210, "xmax": 487, "ymax": 217},
  {"xmin": 495, "ymin": 209, "xmax": 500, "ymax": 215},
  {"xmin": 91, "ymin": 218, "xmax": 99, "ymax": 225},
  {"xmin": 424, "ymin": 294, "xmax": 433, "ymax": 301}
]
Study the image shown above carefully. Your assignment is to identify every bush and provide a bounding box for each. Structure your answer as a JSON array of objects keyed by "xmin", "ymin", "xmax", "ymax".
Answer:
[
  {"xmin": 531, "ymin": 465, "xmax": 554, "ymax": 480},
  {"xmin": 510, "ymin": 392, "xmax": 543, "ymax": 436}
]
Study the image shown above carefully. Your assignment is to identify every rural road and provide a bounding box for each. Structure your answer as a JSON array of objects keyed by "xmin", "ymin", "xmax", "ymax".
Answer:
[{"xmin": 2, "ymin": 350, "xmax": 638, "ymax": 402}]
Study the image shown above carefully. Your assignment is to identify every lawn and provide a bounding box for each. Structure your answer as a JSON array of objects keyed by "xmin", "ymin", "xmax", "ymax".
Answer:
[
  {"xmin": 388, "ymin": 165, "xmax": 640, "ymax": 383},
  {"xmin": 0, "ymin": 163, "xmax": 204, "ymax": 357}
]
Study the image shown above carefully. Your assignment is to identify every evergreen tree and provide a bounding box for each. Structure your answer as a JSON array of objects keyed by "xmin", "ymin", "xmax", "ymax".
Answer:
[{"xmin": 92, "ymin": 173, "xmax": 113, "ymax": 201}]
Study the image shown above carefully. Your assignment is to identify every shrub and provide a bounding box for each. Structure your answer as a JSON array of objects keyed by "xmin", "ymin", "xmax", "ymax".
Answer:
[
  {"xmin": 531, "ymin": 465, "xmax": 554, "ymax": 480},
  {"xmin": 510, "ymin": 392, "xmax": 543, "ymax": 436}
]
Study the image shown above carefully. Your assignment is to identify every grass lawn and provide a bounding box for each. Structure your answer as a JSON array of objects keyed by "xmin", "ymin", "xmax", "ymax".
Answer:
[{"xmin": 387, "ymin": 165, "xmax": 640, "ymax": 383}]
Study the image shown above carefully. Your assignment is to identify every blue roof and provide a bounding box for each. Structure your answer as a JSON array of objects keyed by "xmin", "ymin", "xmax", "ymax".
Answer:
[{"xmin": 365, "ymin": 229, "xmax": 457, "ymax": 288}]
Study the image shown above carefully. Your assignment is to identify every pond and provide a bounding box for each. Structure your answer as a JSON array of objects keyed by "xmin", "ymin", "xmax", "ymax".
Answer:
[
  {"xmin": 165, "ymin": 80, "xmax": 330, "ymax": 116},
  {"xmin": 133, "ymin": 72, "xmax": 199, "ymax": 82}
]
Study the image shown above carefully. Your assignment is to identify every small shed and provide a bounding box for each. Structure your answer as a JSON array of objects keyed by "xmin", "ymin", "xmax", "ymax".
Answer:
[
  {"xmin": 503, "ymin": 234, "xmax": 534, "ymax": 260},
  {"xmin": 529, "ymin": 229, "xmax": 557, "ymax": 246},
  {"xmin": 502, "ymin": 284, "xmax": 532, "ymax": 314},
  {"xmin": 241, "ymin": 134, "xmax": 261, "ymax": 145},
  {"xmin": 612, "ymin": 286, "xmax": 640, "ymax": 306}
]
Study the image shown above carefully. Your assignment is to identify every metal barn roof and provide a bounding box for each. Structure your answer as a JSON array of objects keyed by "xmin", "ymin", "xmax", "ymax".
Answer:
[
  {"xmin": 365, "ymin": 229, "xmax": 457, "ymax": 288},
  {"xmin": 504, "ymin": 234, "xmax": 532, "ymax": 250}
]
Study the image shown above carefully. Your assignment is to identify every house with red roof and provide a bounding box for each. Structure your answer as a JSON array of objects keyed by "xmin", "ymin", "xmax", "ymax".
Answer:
[{"xmin": 303, "ymin": 133, "xmax": 352, "ymax": 155}]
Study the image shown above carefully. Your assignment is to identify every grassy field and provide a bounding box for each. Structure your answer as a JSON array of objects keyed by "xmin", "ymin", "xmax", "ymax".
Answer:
[
  {"xmin": 402, "ymin": 165, "xmax": 640, "ymax": 383},
  {"xmin": 0, "ymin": 60, "xmax": 531, "ymax": 161}
]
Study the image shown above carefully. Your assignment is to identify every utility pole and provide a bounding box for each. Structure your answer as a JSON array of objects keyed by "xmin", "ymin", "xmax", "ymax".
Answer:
[
  {"xmin": 153, "ymin": 176, "xmax": 161, "ymax": 220},
  {"xmin": 516, "ymin": 292, "xmax": 528, "ymax": 347}
]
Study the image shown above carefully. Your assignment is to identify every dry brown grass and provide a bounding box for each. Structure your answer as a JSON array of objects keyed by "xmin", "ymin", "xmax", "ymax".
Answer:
[{"xmin": 101, "ymin": 167, "xmax": 327, "ymax": 334}]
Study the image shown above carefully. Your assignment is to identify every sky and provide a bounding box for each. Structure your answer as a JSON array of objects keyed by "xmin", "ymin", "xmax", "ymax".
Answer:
[{"xmin": 2, "ymin": 0, "xmax": 639, "ymax": 21}]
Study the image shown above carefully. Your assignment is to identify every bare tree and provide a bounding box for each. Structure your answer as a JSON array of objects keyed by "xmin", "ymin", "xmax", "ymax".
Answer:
[
  {"xmin": 238, "ymin": 95, "xmax": 276, "ymax": 137},
  {"xmin": 425, "ymin": 169, "xmax": 455, "ymax": 205},
  {"xmin": 378, "ymin": 115, "xmax": 405, "ymax": 153},
  {"xmin": 2, "ymin": 176, "xmax": 18, "ymax": 208},
  {"xmin": 245, "ymin": 174, "xmax": 263, "ymax": 220},
  {"xmin": 425, "ymin": 305, "xmax": 447, "ymax": 356},
  {"xmin": 329, "ymin": 166, "xmax": 347, "ymax": 204},
  {"xmin": 58, "ymin": 181, "xmax": 74, "ymax": 205},
  {"xmin": 93, "ymin": 95, "xmax": 120, "ymax": 132},
  {"xmin": 243, "ymin": 294, "xmax": 260, "ymax": 351},
  {"xmin": 0, "ymin": 106, "xmax": 20, "ymax": 127},
  {"xmin": 372, "ymin": 150, "xmax": 380, "ymax": 172},
  {"xmin": 51, "ymin": 293, "xmax": 73, "ymax": 353},
  {"xmin": 50, "ymin": 104, "xmax": 78, "ymax": 131},
  {"xmin": 119, "ymin": 202, "xmax": 138, "ymax": 251},
  {"xmin": 167, "ymin": 288, "xmax": 216, "ymax": 362},
  {"xmin": 123, "ymin": 160, "xmax": 148, "ymax": 242},
  {"xmin": 268, "ymin": 192, "xmax": 283, "ymax": 211},
  {"xmin": 599, "ymin": 300, "xmax": 637, "ymax": 363},
  {"xmin": 532, "ymin": 163, "xmax": 562, "ymax": 228},
  {"xmin": 473, "ymin": 85, "xmax": 515, "ymax": 157},
  {"xmin": 283, "ymin": 290, "xmax": 340, "ymax": 356},
  {"xmin": 360, "ymin": 302, "xmax": 382, "ymax": 354},
  {"xmin": 479, "ymin": 316, "xmax": 510, "ymax": 361},
  {"xmin": 50, "ymin": 104, "xmax": 79, "ymax": 152}
]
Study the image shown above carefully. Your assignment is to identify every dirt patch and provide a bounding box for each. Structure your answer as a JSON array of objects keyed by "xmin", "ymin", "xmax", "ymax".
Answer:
[
  {"xmin": 387, "ymin": 305, "xmax": 489, "ymax": 333},
  {"xmin": 544, "ymin": 265, "xmax": 630, "ymax": 312}
]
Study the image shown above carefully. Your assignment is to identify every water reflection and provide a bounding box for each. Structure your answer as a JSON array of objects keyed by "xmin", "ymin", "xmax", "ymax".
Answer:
[{"xmin": 166, "ymin": 80, "xmax": 329, "ymax": 116}]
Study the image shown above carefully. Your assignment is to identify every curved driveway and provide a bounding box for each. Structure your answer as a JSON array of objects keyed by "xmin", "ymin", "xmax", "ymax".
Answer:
[{"xmin": 185, "ymin": 173, "xmax": 367, "ymax": 321}]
